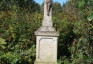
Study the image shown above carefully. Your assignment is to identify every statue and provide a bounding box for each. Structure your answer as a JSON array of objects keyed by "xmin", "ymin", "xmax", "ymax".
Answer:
[
  {"xmin": 46, "ymin": 0, "xmax": 52, "ymax": 16},
  {"xmin": 43, "ymin": 0, "xmax": 53, "ymax": 26}
]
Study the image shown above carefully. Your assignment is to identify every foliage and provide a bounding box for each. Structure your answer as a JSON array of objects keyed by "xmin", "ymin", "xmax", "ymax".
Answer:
[
  {"xmin": 57, "ymin": 0, "xmax": 93, "ymax": 64},
  {"xmin": 0, "ymin": 0, "xmax": 93, "ymax": 64},
  {"xmin": 0, "ymin": 0, "xmax": 42, "ymax": 64},
  {"xmin": 0, "ymin": 38, "xmax": 7, "ymax": 49}
]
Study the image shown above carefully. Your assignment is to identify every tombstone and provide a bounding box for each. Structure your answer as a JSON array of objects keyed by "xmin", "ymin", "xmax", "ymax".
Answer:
[{"xmin": 34, "ymin": 0, "xmax": 59, "ymax": 64}]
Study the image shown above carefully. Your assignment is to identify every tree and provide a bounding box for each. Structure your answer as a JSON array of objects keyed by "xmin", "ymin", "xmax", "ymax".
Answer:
[{"xmin": 52, "ymin": 2, "xmax": 62, "ymax": 15}]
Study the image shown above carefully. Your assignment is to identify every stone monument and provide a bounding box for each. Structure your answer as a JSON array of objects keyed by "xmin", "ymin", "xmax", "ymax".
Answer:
[{"xmin": 34, "ymin": 0, "xmax": 59, "ymax": 64}]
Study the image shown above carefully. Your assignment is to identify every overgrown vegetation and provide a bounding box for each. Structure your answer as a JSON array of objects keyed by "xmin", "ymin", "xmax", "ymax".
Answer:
[{"xmin": 0, "ymin": 0, "xmax": 93, "ymax": 64}]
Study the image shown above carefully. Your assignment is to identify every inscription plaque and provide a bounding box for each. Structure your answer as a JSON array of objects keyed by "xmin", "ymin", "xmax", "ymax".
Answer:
[{"xmin": 39, "ymin": 38, "xmax": 54, "ymax": 61}]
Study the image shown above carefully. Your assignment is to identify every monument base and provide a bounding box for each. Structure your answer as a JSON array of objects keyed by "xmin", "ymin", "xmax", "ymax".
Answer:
[
  {"xmin": 34, "ymin": 61, "xmax": 58, "ymax": 64},
  {"xmin": 35, "ymin": 26, "xmax": 59, "ymax": 36},
  {"xmin": 34, "ymin": 26, "xmax": 59, "ymax": 64}
]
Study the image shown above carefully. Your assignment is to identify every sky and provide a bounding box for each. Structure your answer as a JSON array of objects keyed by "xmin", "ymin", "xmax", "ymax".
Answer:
[{"xmin": 34, "ymin": 0, "xmax": 67, "ymax": 5}]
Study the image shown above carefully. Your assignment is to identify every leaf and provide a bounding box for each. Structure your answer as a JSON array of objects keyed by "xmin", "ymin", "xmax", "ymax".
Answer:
[
  {"xmin": 0, "ymin": 38, "xmax": 7, "ymax": 49},
  {"xmin": 83, "ymin": 55, "xmax": 93, "ymax": 63},
  {"xmin": 78, "ymin": 37, "xmax": 88, "ymax": 43},
  {"xmin": 88, "ymin": 27, "xmax": 93, "ymax": 30},
  {"xmin": 64, "ymin": 59, "xmax": 69, "ymax": 64},
  {"xmin": 0, "ymin": 38, "xmax": 7, "ymax": 44},
  {"xmin": 58, "ymin": 59, "xmax": 63, "ymax": 64},
  {"xmin": 87, "ymin": 13, "xmax": 93, "ymax": 21},
  {"xmin": 0, "ymin": 45, "xmax": 6, "ymax": 49},
  {"xmin": 78, "ymin": 0, "xmax": 85, "ymax": 8}
]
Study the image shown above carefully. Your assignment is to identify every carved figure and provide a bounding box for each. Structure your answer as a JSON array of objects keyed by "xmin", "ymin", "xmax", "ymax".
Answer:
[{"xmin": 46, "ymin": 0, "xmax": 52, "ymax": 16}]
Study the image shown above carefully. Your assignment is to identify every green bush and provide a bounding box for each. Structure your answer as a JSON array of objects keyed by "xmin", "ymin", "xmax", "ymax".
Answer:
[{"xmin": 0, "ymin": 0, "xmax": 93, "ymax": 64}]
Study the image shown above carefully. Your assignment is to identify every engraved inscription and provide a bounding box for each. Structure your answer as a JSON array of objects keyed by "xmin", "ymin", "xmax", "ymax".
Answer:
[{"xmin": 39, "ymin": 38, "xmax": 54, "ymax": 61}]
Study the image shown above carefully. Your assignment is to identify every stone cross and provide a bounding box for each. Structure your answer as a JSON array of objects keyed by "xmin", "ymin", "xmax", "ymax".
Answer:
[{"xmin": 34, "ymin": 0, "xmax": 59, "ymax": 64}]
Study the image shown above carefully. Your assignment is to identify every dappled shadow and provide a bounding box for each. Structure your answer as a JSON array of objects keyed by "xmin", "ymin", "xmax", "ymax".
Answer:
[{"xmin": 58, "ymin": 27, "xmax": 75, "ymax": 59}]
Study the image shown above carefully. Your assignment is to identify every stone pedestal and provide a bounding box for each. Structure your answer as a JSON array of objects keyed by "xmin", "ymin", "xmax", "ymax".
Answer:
[
  {"xmin": 34, "ymin": 61, "xmax": 58, "ymax": 64},
  {"xmin": 34, "ymin": 26, "xmax": 59, "ymax": 64}
]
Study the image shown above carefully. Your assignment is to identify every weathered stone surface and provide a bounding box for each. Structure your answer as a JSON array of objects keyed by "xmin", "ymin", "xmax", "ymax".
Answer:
[
  {"xmin": 35, "ymin": 36, "xmax": 58, "ymax": 64},
  {"xmin": 39, "ymin": 38, "xmax": 54, "ymax": 60},
  {"xmin": 34, "ymin": 0, "xmax": 59, "ymax": 64},
  {"xmin": 43, "ymin": 0, "xmax": 52, "ymax": 26},
  {"xmin": 35, "ymin": 26, "xmax": 59, "ymax": 36},
  {"xmin": 34, "ymin": 61, "xmax": 58, "ymax": 64}
]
